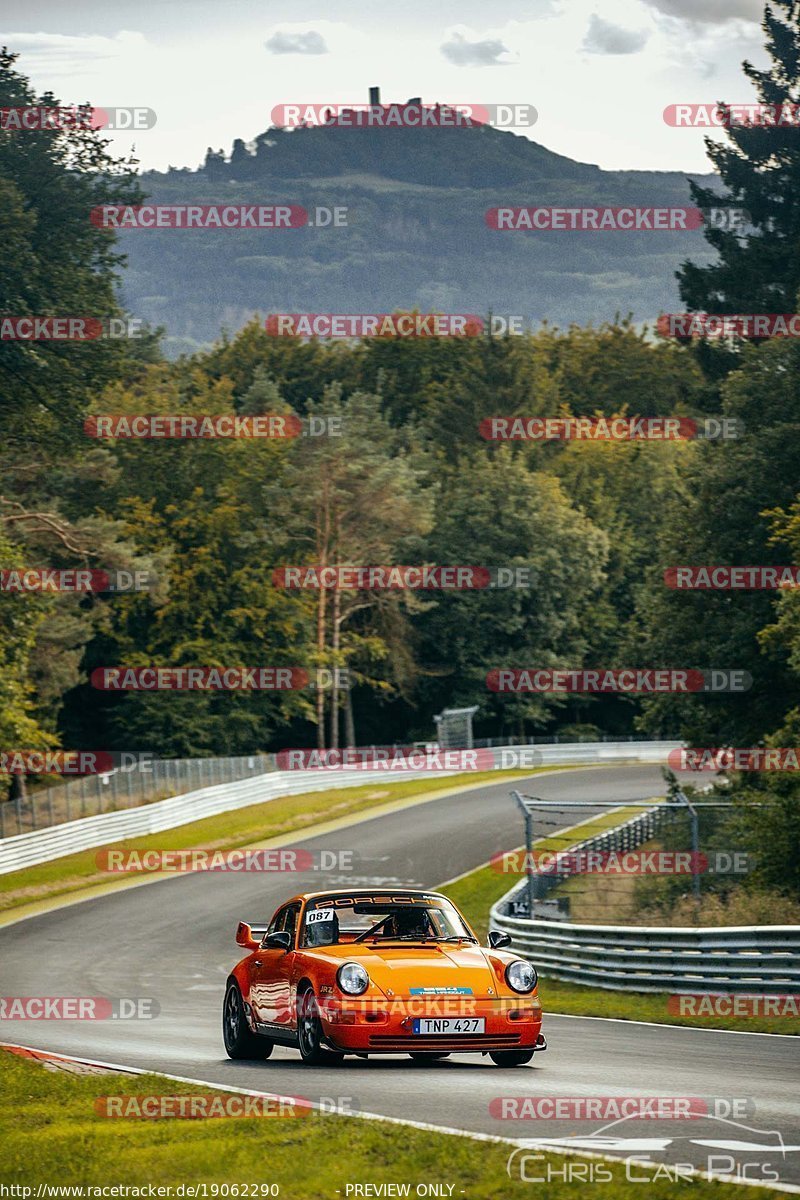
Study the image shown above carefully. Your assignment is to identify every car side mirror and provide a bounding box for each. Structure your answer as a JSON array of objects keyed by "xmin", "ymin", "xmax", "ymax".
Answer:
[
  {"xmin": 235, "ymin": 922, "xmax": 260, "ymax": 950},
  {"xmin": 488, "ymin": 930, "xmax": 512, "ymax": 949},
  {"xmin": 261, "ymin": 929, "xmax": 292, "ymax": 951}
]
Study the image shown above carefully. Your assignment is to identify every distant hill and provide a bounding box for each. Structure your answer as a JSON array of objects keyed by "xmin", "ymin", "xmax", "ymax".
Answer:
[{"xmin": 121, "ymin": 118, "xmax": 720, "ymax": 354}]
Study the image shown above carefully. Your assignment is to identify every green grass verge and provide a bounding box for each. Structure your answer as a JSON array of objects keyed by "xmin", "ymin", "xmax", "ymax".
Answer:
[
  {"xmin": 528, "ymin": 976, "xmax": 798, "ymax": 1034},
  {"xmin": 0, "ymin": 767, "xmax": 567, "ymax": 916},
  {"xmin": 440, "ymin": 806, "xmax": 798, "ymax": 1036},
  {"xmin": 0, "ymin": 1049, "xmax": 783, "ymax": 1197}
]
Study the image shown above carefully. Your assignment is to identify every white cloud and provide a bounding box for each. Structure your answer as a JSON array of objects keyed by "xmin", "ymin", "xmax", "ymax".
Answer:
[
  {"xmin": 583, "ymin": 14, "xmax": 649, "ymax": 54},
  {"xmin": 440, "ymin": 31, "xmax": 517, "ymax": 66},
  {"xmin": 1, "ymin": 1, "xmax": 771, "ymax": 174},
  {"xmin": 3, "ymin": 30, "xmax": 148, "ymax": 77},
  {"xmin": 265, "ymin": 29, "xmax": 328, "ymax": 55},
  {"xmin": 641, "ymin": 0, "xmax": 762, "ymax": 24}
]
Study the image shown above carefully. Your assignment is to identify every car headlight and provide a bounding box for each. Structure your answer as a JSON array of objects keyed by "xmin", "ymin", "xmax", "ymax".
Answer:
[
  {"xmin": 505, "ymin": 960, "xmax": 537, "ymax": 994},
  {"xmin": 337, "ymin": 962, "xmax": 369, "ymax": 995}
]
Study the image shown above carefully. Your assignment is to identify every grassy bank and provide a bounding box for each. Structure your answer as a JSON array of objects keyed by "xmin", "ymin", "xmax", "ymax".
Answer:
[{"xmin": 0, "ymin": 1048, "xmax": 784, "ymax": 1198}]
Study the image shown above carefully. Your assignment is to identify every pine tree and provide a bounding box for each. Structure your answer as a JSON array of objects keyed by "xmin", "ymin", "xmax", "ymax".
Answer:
[{"xmin": 678, "ymin": 1, "xmax": 800, "ymax": 314}]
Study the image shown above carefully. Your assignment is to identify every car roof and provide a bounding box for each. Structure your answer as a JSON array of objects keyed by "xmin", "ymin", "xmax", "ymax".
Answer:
[{"xmin": 287, "ymin": 888, "xmax": 449, "ymax": 904}]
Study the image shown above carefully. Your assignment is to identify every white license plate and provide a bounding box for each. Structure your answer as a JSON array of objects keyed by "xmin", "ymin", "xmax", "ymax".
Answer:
[{"xmin": 412, "ymin": 1017, "xmax": 485, "ymax": 1035}]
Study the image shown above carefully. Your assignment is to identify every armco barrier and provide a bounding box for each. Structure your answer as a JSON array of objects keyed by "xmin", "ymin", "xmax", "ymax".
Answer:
[
  {"xmin": 0, "ymin": 754, "xmax": 275, "ymax": 837},
  {"xmin": 0, "ymin": 767, "xmax": 417, "ymax": 875},
  {"xmin": 0, "ymin": 741, "xmax": 679, "ymax": 876},
  {"xmin": 489, "ymin": 810, "xmax": 800, "ymax": 993},
  {"xmin": 524, "ymin": 804, "xmax": 679, "ymax": 909}
]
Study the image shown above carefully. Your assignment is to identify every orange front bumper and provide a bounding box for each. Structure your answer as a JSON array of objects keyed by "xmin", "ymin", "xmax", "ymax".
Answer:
[{"xmin": 318, "ymin": 995, "xmax": 543, "ymax": 1054}]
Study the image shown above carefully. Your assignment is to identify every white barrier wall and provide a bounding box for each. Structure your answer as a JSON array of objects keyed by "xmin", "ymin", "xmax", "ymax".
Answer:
[{"xmin": 0, "ymin": 741, "xmax": 681, "ymax": 875}]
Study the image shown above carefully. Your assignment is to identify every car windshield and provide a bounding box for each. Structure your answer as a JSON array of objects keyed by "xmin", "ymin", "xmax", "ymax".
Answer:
[{"xmin": 302, "ymin": 892, "xmax": 475, "ymax": 947}]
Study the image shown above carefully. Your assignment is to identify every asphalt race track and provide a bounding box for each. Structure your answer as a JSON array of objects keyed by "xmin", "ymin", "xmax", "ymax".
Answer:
[{"xmin": 1, "ymin": 765, "xmax": 798, "ymax": 1188}]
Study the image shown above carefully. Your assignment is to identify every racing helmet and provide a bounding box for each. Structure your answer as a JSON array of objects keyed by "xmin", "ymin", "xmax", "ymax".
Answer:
[{"xmin": 305, "ymin": 910, "xmax": 339, "ymax": 946}]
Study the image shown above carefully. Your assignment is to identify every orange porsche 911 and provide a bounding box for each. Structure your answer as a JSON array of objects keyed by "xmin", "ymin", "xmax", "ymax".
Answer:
[{"xmin": 223, "ymin": 888, "xmax": 546, "ymax": 1066}]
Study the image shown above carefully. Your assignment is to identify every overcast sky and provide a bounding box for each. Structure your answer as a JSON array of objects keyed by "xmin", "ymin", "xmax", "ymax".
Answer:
[{"xmin": 1, "ymin": 0, "xmax": 768, "ymax": 174}]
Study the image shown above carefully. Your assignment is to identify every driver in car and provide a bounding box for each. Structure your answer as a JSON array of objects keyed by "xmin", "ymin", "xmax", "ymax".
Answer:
[
  {"xmin": 305, "ymin": 911, "xmax": 339, "ymax": 946},
  {"xmin": 383, "ymin": 908, "xmax": 435, "ymax": 940}
]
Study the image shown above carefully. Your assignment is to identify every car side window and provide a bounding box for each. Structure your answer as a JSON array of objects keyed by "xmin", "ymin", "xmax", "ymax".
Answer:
[
  {"xmin": 266, "ymin": 905, "xmax": 287, "ymax": 936},
  {"xmin": 281, "ymin": 904, "xmax": 300, "ymax": 947}
]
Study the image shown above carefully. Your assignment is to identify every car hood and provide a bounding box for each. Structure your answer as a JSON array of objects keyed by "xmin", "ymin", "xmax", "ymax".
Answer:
[{"xmin": 357, "ymin": 943, "xmax": 497, "ymax": 999}]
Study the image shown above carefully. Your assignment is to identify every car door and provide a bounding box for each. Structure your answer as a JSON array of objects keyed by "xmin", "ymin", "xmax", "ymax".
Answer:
[
  {"xmin": 248, "ymin": 904, "xmax": 283, "ymax": 1027},
  {"xmin": 250, "ymin": 903, "xmax": 299, "ymax": 1030}
]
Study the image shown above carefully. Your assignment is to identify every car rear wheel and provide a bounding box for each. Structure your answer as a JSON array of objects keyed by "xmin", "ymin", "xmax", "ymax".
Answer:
[
  {"xmin": 223, "ymin": 981, "xmax": 273, "ymax": 1060},
  {"xmin": 297, "ymin": 989, "xmax": 343, "ymax": 1066},
  {"xmin": 409, "ymin": 1053, "xmax": 450, "ymax": 1062},
  {"xmin": 489, "ymin": 1049, "xmax": 535, "ymax": 1067}
]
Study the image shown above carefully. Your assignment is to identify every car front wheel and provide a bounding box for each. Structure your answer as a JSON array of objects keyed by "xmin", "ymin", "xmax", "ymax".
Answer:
[
  {"xmin": 489, "ymin": 1049, "xmax": 535, "ymax": 1067},
  {"xmin": 223, "ymin": 981, "xmax": 272, "ymax": 1060},
  {"xmin": 297, "ymin": 988, "xmax": 342, "ymax": 1066}
]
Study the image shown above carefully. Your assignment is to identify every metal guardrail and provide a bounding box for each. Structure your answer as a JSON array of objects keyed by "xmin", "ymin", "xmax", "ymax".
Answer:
[
  {"xmin": 472, "ymin": 734, "xmax": 658, "ymax": 748},
  {"xmin": 0, "ymin": 737, "xmax": 673, "ymax": 839},
  {"xmin": 0, "ymin": 741, "xmax": 680, "ymax": 875},
  {"xmin": 0, "ymin": 766, "xmax": 438, "ymax": 876},
  {"xmin": 490, "ymin": 808, "xmax": 800, "ymax": 993},
  {"xmin": 0, "ymin": 755, "xmax": 275, "ymax": 838},
  {"xmin": 521, "ymin": 804, "xmax": 679, "ymax": 913}
]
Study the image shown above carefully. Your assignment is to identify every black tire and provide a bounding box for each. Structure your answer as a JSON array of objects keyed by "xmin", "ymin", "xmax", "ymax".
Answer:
[
  {"xmin": 223, "ymin": 981, "xmax": 273, "ymax": 1060},
  {"xmin": 409, "ymin": 1053, "xmax": 450, "ymax": 1062},
  {"xmin": 489, "ymin": 1049, "xmax": 535, "ymax": 1067},
  {"xmin": 296, "ymin": 989, "xmax": 343, "ymax": 1066}
]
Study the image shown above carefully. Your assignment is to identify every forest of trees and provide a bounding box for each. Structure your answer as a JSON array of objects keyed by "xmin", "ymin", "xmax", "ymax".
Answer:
[{"xmin": 2, "ymin": 0, "xmax": 800, "ymax": 822}]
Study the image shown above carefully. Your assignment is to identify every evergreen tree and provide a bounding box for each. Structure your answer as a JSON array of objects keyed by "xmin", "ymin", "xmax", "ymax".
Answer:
[{"xmin": 678, "ymin": 1, "xmax": 800, "ymax": 313}]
